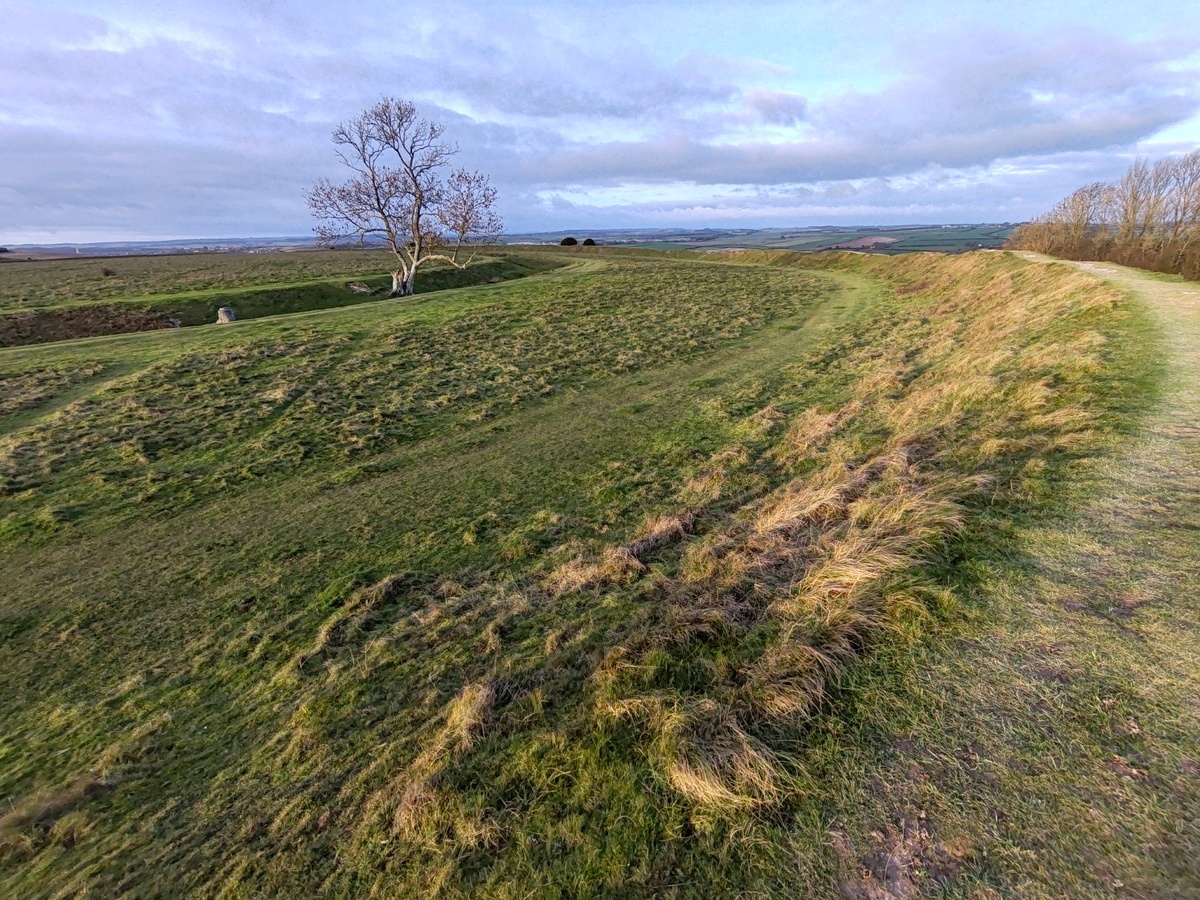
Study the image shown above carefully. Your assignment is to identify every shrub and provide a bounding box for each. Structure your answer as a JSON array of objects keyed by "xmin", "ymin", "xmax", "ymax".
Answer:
[
  {"xmin": 560, "ymin": 237, "xmax": 578, "ymax": 246},
  {"xmin": 582, "ymin": 238, "xmax": 596, "ymax": 246}
]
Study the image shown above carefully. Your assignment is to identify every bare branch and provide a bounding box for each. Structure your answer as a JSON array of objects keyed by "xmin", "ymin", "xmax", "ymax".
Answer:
[{"xmin": 307, "ymin": 97, "xmax": 503, "ymax": 296}]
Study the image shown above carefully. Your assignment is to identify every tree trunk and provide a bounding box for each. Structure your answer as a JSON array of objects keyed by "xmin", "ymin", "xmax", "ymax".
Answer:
[{"xmin": 389, "ymin": 270, "xmax": 413, "ymax": 298}]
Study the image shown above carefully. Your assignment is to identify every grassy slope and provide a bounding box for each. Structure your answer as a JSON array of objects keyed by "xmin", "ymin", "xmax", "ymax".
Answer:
[
  {"xmin": 0, "ymin": 249, "xmax": 441, "ymax": 309},
  {"xmin": 910, "ymin": 255, "xmax": 1200, "ymax": 896},
  {"xmin": 0, "ymin": 249, "xmax": 1190, "ymax": 897},
  {"xmin": 788, "ymin": 255, "xmax": 1199, "ymax": 899},
  {"xmin": 0, "ymin": 255, "xmax": 855, "ymax": 893},
  {"xmin": 0, "ymin": 252, "xmax": 561, "ymax": 348}
]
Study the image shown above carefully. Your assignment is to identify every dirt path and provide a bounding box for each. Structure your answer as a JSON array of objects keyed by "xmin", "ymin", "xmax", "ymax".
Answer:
[
  {"xmin": 837, "ymin": 254, "xmax": 1200, "ymax": 898},
  {"xmin": 1016, "ymin": 255, "xmax": 1200, "ymax": 631},
  {"xmin": 994, "ymin": 253, "xmax": 1200, "ymax": 892}
]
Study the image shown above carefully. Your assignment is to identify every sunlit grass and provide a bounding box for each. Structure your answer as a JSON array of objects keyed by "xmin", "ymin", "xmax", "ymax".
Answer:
[
  {"xmin": 1, "ymin": 249, "xmax": 1184, "ymax": 897},
  {"xmin": 0, "ymin": 251, "xmax": 561, "ymax": 346}
]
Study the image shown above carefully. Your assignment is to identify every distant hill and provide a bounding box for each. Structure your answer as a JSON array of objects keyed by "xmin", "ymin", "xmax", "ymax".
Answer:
[
  {"xmin": 500, "ymin": 224, "xmax": 1017, "ymax": 253},
  {"xmin": 3, "ymin": 225, "xmax": 1017, "ymax": 261},
  {"xmin": 1, "ymin": 236, "xmax": 318, "ymax": 260}
]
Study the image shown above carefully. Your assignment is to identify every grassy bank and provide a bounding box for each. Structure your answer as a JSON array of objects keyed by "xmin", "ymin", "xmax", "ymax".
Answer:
[
  {"xmin": 0, "ymin": 253, "xmax": 561, "ymax": 348},
  {"xmin": 0, "ymin": 250, "xmax": 1177, "ymax": 896},
  {"xmin": 0, "ymin": 248, "xmax": 478, "ymax": 309}
]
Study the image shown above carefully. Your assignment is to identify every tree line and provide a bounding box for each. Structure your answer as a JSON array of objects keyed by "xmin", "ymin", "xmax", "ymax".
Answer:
[{"xmin": 1011, "ymin": 150, "xmax": 1200, "ymax": 279}]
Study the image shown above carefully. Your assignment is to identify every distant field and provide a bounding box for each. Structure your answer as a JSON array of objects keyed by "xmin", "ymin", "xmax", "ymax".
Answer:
[
  {"xmin": 2, "ymin": 248, "xmax": 1194, "ymax": 897},
  {"xmin": 504, "ymin": 225, "xmax": 1016, "ymax": 254},
  {"xmin": 0, "ymin": 249, "xmax": 406, "ymax": 308},
  {"xmin": 628, "ymin": 224, "xmax": 1015, "ymax": 253},
  {"xmin": 0, "ymin": 250, "xmax": 561, "ymax": 347}
]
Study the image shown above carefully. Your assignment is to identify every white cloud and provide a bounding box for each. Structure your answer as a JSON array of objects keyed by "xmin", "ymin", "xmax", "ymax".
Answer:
[{"xmin": 1, "ymin": 2, "xmax": 1199, "ymax": 239}]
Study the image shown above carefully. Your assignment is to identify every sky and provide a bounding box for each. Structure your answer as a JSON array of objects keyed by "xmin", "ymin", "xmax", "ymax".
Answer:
[{"xmin": 3, "ymin": 0, "xmax": 1200, "ymax": 243}]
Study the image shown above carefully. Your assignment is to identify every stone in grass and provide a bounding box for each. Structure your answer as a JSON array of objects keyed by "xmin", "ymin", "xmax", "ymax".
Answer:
[
  {"xmin": 216, "ymin": 307, "xmax": 237, "ymax": 324},
  {"xmin": 346, "ymin": 281, "xmax": 372, "ymax": 294}
]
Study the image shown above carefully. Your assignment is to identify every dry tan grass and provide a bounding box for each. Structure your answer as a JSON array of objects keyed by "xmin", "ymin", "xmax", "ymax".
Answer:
[
  {"xmin": 626, "ymin": 510, "xmax": 697, "ymax": 561},
  {"xmin": 588, "ymin": 253, "xmax": 1122, "ymax": 812},
  {"xmin": 343, "ymin": 677, "xmax": 499, "ymax": 850},
  {"xmin": 544, "ymin": 545, "xmax": 645, "ymax": 596},
  {"xmin": 0, "ymin": 776, "xmax": 109, "ymax": 853},
  {"xmin": 774, "ymin": 404, "xmax": 856, "ymax": 465}
]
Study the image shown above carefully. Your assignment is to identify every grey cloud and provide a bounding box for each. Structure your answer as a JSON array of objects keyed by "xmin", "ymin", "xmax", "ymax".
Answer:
[
  {"xmin": 417, "ymin": 26, "xmax": 739, "ymax": 120},
  {"xmin": 3, "ymin": 3, "xmax": 1200, "ymax": 240},
  {"xmin": 812, "ymin": 27, "xmax": 1199, "ymax": 145},
  {"xmin": 522, "ymin": 161, "xmax": 1110, "ymax": 229},
  {"xmin": 503, "ymin": 28, "xmax": 1199, "ymax": 189},
  {"xmin": 742, "ymin": 89, "xmax": 808, "ymax": 126}
]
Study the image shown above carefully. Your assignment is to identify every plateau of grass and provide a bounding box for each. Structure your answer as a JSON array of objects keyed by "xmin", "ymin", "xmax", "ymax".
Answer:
[
  {"xmin": 0, "ymin": 248, "xmax": 473, "ymax": 309},
  {"xmin": 0, "ymin": 252, "xmax": 560, "ymax": 347},
  {"xmin": 1, "ymin": 248, "xmax": 1190, "ymax": 897}
]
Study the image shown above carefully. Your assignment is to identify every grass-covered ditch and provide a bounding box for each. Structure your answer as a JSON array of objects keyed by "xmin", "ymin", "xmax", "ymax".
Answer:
[{"xmin": 0, "ymin": 252, "xmax": 561, "ymax": 347}]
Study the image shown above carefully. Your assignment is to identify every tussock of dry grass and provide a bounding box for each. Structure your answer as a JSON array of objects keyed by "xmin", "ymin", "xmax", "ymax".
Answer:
[
  {"xmin": 545, "ymin": 545, "xmax": 645, "ymax": 596},
  {"xmin": 357, "ymin": 679, "xmax": 498, "ymax": 849},
  {"xmin": 626, "ymin": 510, "xmax": 697, "ymax": 561},
  {"xmin": 544, "ymin": 510, "xmax": 698, "ymax": 595},
  {"xmin": 774, "ymin": 403, "xmax": 857, "ymax": 464},
  {"xmin": 597, "ymin": 447, "xmax": 975, "ymax": 809}
]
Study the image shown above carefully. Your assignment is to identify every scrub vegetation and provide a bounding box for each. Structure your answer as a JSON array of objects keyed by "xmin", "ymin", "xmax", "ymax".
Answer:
[
  {"xmin": 1013, "ymin": 148, "xmax": 1200, "ymax": 279},
  {"xmin": 1, "ymin": 248, "xmax": 1195, "ymax": 897}
]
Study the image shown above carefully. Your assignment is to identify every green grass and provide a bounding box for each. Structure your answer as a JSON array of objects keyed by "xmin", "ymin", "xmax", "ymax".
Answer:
[
  {"xmin": 0, "ymin": 251, "xmax": 562, "ymax": 347},
  {"xmin": 0, "ymin": 248, "xmax": 1193, "ymax": 897},
  {"xmin": 0, "ymin": 258, "xmax": 831, "ymax": 539},
  {"xmin": 0, "ymin": 248, "xmax": 443, "ymax": 309}
]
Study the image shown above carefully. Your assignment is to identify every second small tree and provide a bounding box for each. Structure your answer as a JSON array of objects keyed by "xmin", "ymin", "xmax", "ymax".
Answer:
[{"xmin": 307, "ymin": 98, "xmax": 502, "ymax": 297}]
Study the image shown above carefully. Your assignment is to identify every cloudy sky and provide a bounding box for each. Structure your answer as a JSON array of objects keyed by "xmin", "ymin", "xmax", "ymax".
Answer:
[{"xmin": 4, "ymin": 0, "xmax": 1200, "ymax": 242}]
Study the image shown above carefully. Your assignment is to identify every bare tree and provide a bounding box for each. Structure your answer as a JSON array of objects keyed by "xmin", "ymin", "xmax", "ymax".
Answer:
[
  {"xmin": 1165, "ymin": 150, "xmax": 1200, "ymax": 253},
  {"xmin": 307, "ymin": 98, "xmax": 502, "ymax": 297},
  {"xmin": 1108, "ymin": 158, "xmax": 1153, "ymax": 246},
  {"xmin": 1013, "ymin": 147, "xmax": 1200, "ymax": 279}
]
